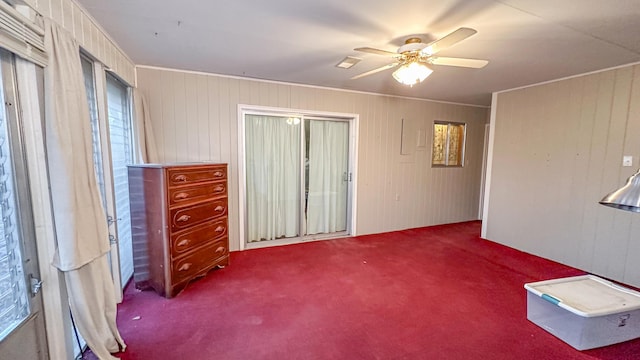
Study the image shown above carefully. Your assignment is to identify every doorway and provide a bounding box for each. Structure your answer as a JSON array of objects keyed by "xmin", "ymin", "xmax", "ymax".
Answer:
[
  {"xmin": 0, "ymin": 50, "xmax": 47, "ymax": 359},
  {"xmin": 240, "ymin": 107, "xmax": 357, "ymax": 249},
  {"xmin": 81, "ymin": 55, "xmax": 134, "ymax": 294}
]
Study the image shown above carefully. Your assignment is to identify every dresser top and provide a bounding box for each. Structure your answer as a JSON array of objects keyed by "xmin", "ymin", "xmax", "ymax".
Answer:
[{"xmin": 128, "ymin": 162, "xmax": 227, "ymax": 169}]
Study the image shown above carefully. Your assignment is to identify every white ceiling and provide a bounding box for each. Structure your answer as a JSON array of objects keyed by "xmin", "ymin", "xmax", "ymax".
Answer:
[{"xmin": 75, "ymin": 0, "xmax": 640, "ymax": 106}]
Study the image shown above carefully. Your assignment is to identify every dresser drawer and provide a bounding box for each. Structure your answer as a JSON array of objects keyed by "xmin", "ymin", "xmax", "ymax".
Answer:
[
  {"xmin": 170, "ymin": 198, "xmax": 228, "ymax": 231},
  {"xmin": 168, "ymin": 181, "xmax": 227, "ymax": 206},
  {"xmin": 171, "ymin": 218, "xmax": 228, "ymax": 256},
  {"xmin": 167, "ymin": 166, "xmax": 227, "ymax": 186},
  {"xmin": 171, "ymin": 240, "xmax": 229, "ymax": 285}
]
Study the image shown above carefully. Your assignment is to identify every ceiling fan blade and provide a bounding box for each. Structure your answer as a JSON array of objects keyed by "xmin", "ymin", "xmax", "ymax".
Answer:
[
  {"xmin": 430, "ymin": 57, "xmax": 488, "ymax": 68},
  {"xmin": 354, "ymin": 47, "xmax": 398, "ymax": 57},
  {"xmin": 351, "ymin": 63, "xmax": 399, "ymax": 80},
  {"xmin": 421, "ymin": 27, "xmax": 477, "ymax": 56}
]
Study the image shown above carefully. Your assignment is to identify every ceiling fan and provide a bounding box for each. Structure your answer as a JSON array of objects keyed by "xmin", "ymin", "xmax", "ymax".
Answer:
[{"xmin": 351, "ymin": 27, "xmax": 488, "ymax": 86}]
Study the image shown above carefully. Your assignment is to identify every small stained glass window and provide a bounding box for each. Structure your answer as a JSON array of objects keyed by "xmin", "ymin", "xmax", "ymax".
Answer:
[{"xmin": 432, "ymin": 121, "xmax": 466, "ymax": 167}]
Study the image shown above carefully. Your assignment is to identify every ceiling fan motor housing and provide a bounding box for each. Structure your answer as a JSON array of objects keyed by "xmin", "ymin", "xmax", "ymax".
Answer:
[{"xmin": 397, "ymin": 38, "xmax": 428, "ymax": 54}]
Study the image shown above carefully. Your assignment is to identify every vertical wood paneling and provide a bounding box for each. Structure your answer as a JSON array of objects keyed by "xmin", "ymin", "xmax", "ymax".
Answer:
[
  {"xmin": 487, "ymin": 63, "xmax": 640, "ymax": 288},
  {"xmin": 72, "ymin": 4, "xmax": 82, "ymax": 43},
  {"xmin": 138, "ymin": 68, "xmax": 165, "ymax": 161},
  {"xmin": 35, "ymin": 0, "xmax": 51, "ymax": 18},
  {"xmin": 576, "ymin": 74, "xmax": 604, "ymax": 270},
  {"xmin": 50, "ymin": 0, "xmax": 62, "ymax": 24},
  {"xmin": 196, "ymin": 75, "xmax": 210, "ymax": 160},
  {"xmin": 277, "ymin": 85, "xmax": 290, "ymax": 108},
  {"xmin": 557, "ymin": 77, "xmax": 587, "ymax": 264},
  {"xmin": 225, "ymin": 78, "xmax": 240, "ymax": 249},
  {"xmin": 593, "ymin": 68, "xmax": 634, "ymax": 280},
  {"xmin": 627, "ymin": 219, "xmax": 640, "ymax": 285},
  {"xmin": 171, "ymin": 72, "xmax": 188, "ymax": 160},
  {"xmin": 207, "ymin": 76, "xmax": 221, "ymax": 161},
  {"xmin": 37, "ymin": 0, "xmax": 136, "ymax": 85},
  {"xmin": 90, "ymin": 22, "xmax": 99, "ymax": 60},
  {"xmin": 160, "ymin": 71, "xmax": 176, "ymax": 162},
  {"xmin": 81, "ymin": 12, "xmax": 92, "ymax": 50},
  {"xmin": 591, "ymin": 70, "xmax": 624, "ymax": 277},
  {"xmin": 136, "ymin": 67, "xmax": 487, "ymax": 251},
  {"xmin": 61, "ymin": 0, "xmax": 73, "ymax": 33},
  {"xmin": 222, "ymin": 78, "xmax": 237, "ymax": 163},
  {"xmin": 623, "ymin": 68, "xmax": 640, "ymax": 285},
  {"xmin": 184, "ymin": 73, "xmax": 200, "ymax": 160}
]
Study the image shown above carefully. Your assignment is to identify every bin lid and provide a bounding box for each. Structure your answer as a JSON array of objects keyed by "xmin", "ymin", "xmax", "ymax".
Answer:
[{"xmin": 524, "ymin": 275, "xmax": 640, "ymax": 317}]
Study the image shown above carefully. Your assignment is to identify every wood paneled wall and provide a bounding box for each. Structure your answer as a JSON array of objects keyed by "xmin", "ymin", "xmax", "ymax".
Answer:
[
  {"xmin": 17, "ymin": 1, "xmax": 135, "ymax": 358},
  {"xmin": 25, "ymin": 0, "xmax": 135, "ymax": 84},
  {"xmin": 485, "ymin": 64, "xmax": 640, "ymax": 287},
  {"xmin": 136, "ymin": 66, "xmax": 489, "ymax": 251}
]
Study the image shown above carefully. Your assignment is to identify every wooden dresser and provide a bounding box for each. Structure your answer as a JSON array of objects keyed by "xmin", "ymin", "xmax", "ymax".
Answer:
[{"xmin": 127, "ymin": 163, "xmax": 229, "ymax": 298}]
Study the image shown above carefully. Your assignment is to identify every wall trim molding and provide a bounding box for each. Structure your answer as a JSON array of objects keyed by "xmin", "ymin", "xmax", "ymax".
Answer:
[
  {"xmin": 135, "ymin": 64, "xmax": 490, "ymax": 109},
  {"xmin": 496, "ymin": 60, "xmax": 640, "ymax": 95}
]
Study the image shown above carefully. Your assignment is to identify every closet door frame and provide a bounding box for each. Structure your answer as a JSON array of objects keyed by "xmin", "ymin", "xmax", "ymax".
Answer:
[
  {"xmin": 81, "ymin": 54, "xmax": 134, "ymax": 301},
  {"xmin": 237, "ymin": 104, "xmax": 359, "ymax": 250}
]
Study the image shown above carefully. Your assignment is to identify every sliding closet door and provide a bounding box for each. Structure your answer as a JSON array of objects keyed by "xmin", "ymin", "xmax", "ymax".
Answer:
[
  {"xmin": 242, "ymin": 109, "xmax": 353, "ymax": 247},
  {"xmin": 306, "ymin": 119, "xmax": 349, "ymax": 235},
  {"xmin": 245, "ymin": 114, "xmax": 300, "ymax": 242}
]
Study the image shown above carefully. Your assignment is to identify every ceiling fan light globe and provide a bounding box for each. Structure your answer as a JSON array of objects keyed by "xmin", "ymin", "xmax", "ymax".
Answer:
[{"xmin": 393, "ymin": 62, "xmax": 433, "ymax": 86}]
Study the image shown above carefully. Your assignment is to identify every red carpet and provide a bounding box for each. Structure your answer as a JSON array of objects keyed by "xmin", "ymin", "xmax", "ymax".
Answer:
[{"xmin": 91, "ymin": 221, "xmax": 640, "ymax": 359}]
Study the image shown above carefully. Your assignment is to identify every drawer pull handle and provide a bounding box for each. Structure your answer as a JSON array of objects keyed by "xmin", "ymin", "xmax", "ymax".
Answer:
[
  {"xmin": 214, "ymin": 226, "xmax": 225, "ymax": 233},
  {"xmin": 177, "ymin": 214, "xmax": 191, "ymax": 222},
  {"xmin": 215, "ymin": 246, "xmax": 225, "ymax": 253},
  {"xmin": 176, "ymin": 239, "xmax": 190, "ymax": 247},
  {"xmin": 178, "ymin": 263, "xmax": 192, "ymax": 271},
  {"xmin": 213, "ymin": 171, "xmax": 223, "ymax": 177},
  {"xmin": 174, "ymin": 192, "xmax": 189, "ymax": 200},
  {"xmin": 174, "ymin": 175, "xmax": 188, "ymax": 182},
  {"xmin": 214, "ymin": 206, "xmax": 224, "ymax": 212},
  {"xmin": 214, "ymin": 186, "xmax": 224, "ymax": 192}
]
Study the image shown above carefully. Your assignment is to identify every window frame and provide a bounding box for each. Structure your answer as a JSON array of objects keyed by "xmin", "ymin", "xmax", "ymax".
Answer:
[{"xmin": 431, "ymin": 120, "xmax": 467, "ymax": 167}]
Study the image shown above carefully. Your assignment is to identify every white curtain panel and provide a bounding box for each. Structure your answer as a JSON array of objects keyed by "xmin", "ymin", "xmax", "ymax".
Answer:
[
  {"xmin": 306, "ymin": 120, "xmax": 348, "ymax": 235},
  {"xmin": 132, "ymin": 88, "xmax": 158, "ymax": 163},
  {"xmin": 245, "ymin": 115, "xmax": 300, "ymax": 242},
  {"xmin": 44, "ymin": 19, "xmax": 125, "ymax": 359}
]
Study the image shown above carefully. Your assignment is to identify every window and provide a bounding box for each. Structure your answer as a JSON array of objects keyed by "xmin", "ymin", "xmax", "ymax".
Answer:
[
  {"xmin": 0, "ymin": 56, "xmax": 30, "ymax": 342},
  {"xmin": 432, "ymin": 121, "xmax": 466, "ymax": 167},
  {"xmin": 0, "ymin": 50, "xmax": 41, "ymax": 350},
  {"xmin": 81, "ymin": 55, "xmax": 106, "ymax": 206}
]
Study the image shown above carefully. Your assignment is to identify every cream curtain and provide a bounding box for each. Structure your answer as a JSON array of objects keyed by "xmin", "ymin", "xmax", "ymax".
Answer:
[
  {"xmin": 44, "ymin": 19, "xmax": 125, "ymax": 359},
  {"xmin": 306, "ymin": 120, "xmax": 349, "ymax": 234},
  {"xmin": 245, "ymin": 114, "xmax": 300, "ymax": 242},
  {"xmin": 132, "ymin": 88, "xmax": 158, "ymax": 163}
]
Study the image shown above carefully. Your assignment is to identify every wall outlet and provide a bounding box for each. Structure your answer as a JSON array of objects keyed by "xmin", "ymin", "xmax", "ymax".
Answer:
[{"xmin": 623, "ymin": 156, "xmax": 633, "ymax": 167}]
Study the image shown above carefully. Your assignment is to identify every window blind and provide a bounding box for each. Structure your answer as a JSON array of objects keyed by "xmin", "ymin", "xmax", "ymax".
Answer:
[{"xmin": 0, "ymin": 1, "xmax": 45, "ymax": 66}]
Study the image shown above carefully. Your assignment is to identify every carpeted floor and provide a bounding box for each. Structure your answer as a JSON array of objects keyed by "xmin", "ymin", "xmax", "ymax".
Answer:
[{"xmin": 88, "ymin": 221, "xmax": 640, "ymax": 359}]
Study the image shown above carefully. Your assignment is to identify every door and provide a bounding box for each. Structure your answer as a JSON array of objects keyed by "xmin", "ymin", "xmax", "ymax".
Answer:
[
  {"xmin": 105, "ymin": 73, "xmax": 134, "ymax": 286},
  {"xmin": 242, "ymin": 110, "xmax": 354, "ymax": 247},
  {"xmin": 0, "ymin": 50, "xmax": 47, "ymax": 359},
  {"xmin": 81, "ymin": 56, "xmax": 134, "ymax": 295},
  {"xmin": 305, "ymin": 118, "xmax": 350, "ymax": 236}
]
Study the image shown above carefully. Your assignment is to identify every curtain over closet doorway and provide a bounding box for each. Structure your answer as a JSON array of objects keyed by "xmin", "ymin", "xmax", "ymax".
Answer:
[
  {"xmin": 306, "ymin": 119, "xmax": 349, "ymax": 235},
  {"xmin": 245, "ymin": 115, "xmax": 301, "ymax": 242},
  {"xmin": 243, "ymin": 111, "xmax": 353, "ymax": 246}
]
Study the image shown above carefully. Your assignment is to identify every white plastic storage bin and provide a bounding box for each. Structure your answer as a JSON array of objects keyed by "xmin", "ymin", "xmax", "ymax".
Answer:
[{"xmin": 524, "ymin": 275, "xmax": 640, "ymax": 350}]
